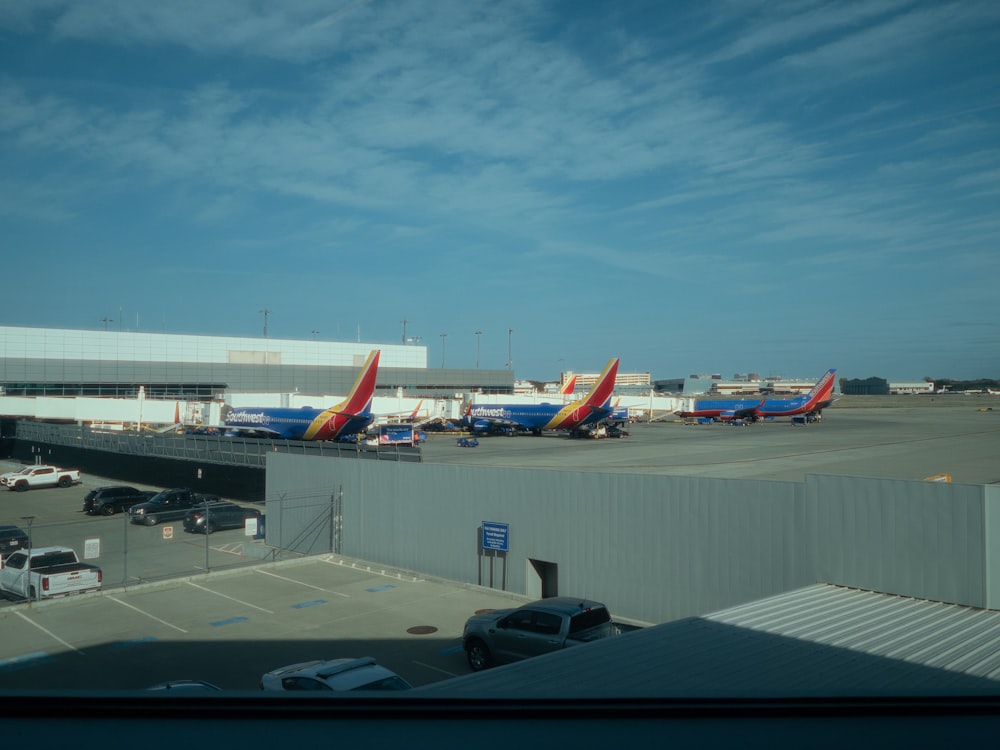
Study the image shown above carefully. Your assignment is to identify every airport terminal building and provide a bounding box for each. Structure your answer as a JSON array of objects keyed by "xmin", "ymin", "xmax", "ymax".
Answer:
[{"xmin": 0, "ymin": 325, "xmax": 515, "ymax": 402}]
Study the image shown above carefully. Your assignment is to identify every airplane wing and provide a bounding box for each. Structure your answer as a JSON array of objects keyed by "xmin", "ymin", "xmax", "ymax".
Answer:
[{"xmin": 730, "ymin": 400, "xmax": 765, "ymax": 420}]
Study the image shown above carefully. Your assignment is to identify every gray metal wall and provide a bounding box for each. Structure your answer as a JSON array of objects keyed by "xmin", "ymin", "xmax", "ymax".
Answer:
[
  {"xmin": 809, "ymin": 475, "xmax": 992, "ymax": 608},
  {"xmin": 265, "ymin": 454, "xmax": 997, "ymax": 624}
]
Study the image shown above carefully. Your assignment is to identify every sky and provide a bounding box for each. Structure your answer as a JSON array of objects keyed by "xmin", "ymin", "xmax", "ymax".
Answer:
[{"xmin": 1, "ymin": 0, "xmax": 998, "ymax": 383}]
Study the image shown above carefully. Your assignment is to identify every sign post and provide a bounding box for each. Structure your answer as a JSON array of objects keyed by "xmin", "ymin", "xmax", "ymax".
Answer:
[{"xmin": 481, "ymin": 521, "xmax": 509, "ymax": 590}]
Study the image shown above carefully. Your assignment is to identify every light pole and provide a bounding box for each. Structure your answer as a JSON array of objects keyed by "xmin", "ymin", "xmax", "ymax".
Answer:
[
  {"xmin": 21, "ymin": 516, "xmax": 35, "ymax": 602},
  {"xmin": 259, "ymin": 308, "xmax": 271, "ymax": 338},
  {"xmin": 440, "ymin": 333, "xmax": 448, "ymax": 368},
  {"xmin": 401, "ymin": 319, "xmax": 409, "ymax": 344},
  {"xmin": 506, "ymin": 328, "xmax": 513, "ymax": 370},
  {"xmin": 475, "ymin": 330, "xmax": 482, "ymax": 369}
]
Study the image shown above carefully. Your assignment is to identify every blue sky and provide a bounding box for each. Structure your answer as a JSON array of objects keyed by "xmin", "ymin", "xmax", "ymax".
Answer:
[{"xmin": 1, "ymin": 1, "xmax": 998, "ymax": 382}]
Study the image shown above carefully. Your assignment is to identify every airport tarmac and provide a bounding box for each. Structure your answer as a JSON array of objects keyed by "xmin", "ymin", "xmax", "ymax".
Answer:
[{"xmin": 419, "ymin": 405, "xmax": 1000, "ymax": 485}]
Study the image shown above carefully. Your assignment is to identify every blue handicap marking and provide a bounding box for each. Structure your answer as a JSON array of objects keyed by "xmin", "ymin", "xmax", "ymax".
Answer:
[
  {"xmin": 366, "ymin": 584, "xmax": 396, "ymax": 593},
  {"xmin": 292, "ymin": 600, "xmax": 327, "ymax": 609},
  {"xmin": 113, "ymin": 636, "xmax": 158, "ymax": 648},
  {"xmin": 210, "ymin": 616, "xmax": 249, "ymax": 627}
]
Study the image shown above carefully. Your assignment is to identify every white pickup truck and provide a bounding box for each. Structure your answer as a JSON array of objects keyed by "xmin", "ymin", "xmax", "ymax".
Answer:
[
  {"xmin": 0, "ymin": 546, "xmax": 102, "ymax": 600},
  {"xmin": 0, "ymin": 464, "xmax": 82, "ymax": 491}
]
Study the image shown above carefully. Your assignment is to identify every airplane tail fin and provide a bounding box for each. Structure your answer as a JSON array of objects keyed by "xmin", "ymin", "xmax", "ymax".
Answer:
[
  {"xmin": 407, "ymin": 399, "xmax": 424, "ymax": 421},
  {"xmin": 336, "ymin": 350, "xmax": 381, "ymax": 416},
  {"xmin": 579, "ymin": 358, "xmax": 620, "ymax": 410},
  {"xmin": 806, "ymin": 369, "xmax": 837, "ymax": 404}
]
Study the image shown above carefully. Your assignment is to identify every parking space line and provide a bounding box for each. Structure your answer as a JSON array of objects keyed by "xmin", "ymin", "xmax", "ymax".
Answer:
[
  {"xmin": 184, "ymin": 581, "xmax": 275, "ymax": 613},
  {"xmin": 254, "ymin": 568, "xmax": 350, "ymax": 598},
  {"xmin": 15, "ymin": 611, "xmax": 83, "ymax": 654},
  {"xmin": 107, "ymin": 596, "xmax": 188, "ymax": 633}
]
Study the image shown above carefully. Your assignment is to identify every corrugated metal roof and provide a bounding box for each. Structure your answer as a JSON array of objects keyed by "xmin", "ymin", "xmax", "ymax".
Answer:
[{"xmin": 416, "ymin": 585, "xmax": 1000, "ymax": 698}]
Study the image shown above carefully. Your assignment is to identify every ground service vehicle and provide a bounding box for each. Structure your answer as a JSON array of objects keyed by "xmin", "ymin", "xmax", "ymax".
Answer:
[
  {"xmin": 82, "ymin": 485, "xmax": 157, "ymax": 515},
  {"xmin": 0, "ymin": 525, "xmax": 29, "ymax": 561},
  {"xmin": 128, "ymin": 488, "xmax": 220, "ymax": 526},
  {"xmin": 2, "ymin": 465, "xmax": 81, "ymax": 491},
  {"xmin": 259, "ymin": 657, "xmax": 412, "ymax": 692},
  {"xmin": 183, "ymin": 502, "xmax": 262, "ymax": 534},
  {"xmin": 0, "ymin": 546, "xmax": 102, "ymax": 600},
  {"xmin": 463, "ymin": 597, "xmax": 617, "ymax": 671}
]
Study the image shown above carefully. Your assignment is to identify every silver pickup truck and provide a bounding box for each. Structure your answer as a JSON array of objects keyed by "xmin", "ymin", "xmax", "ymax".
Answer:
[{"xmin": 462, "ymin": 597, "xmax": 617, "ymax": 671}]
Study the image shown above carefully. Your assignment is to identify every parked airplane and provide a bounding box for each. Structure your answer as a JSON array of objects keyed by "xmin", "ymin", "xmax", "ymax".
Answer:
[
  {"xmin": 676, "ymin": 369, "xmax": 837, "ymax": 422},
  {"xmin": 373, "ymin": 399, "xmax": 426, "ymax": 427},
  {"xmin": 221, "ymin": 350, "xmax": 381, "ymax": 440},
  {"xmin": 466, "ymin": 358, "xmax": 620, "ymax": 436}
]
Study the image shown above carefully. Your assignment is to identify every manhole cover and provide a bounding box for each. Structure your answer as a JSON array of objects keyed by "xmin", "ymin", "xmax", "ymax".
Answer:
[{"xmin": 407, "ymin": 625, "xmax": 438, "ymax": 635}]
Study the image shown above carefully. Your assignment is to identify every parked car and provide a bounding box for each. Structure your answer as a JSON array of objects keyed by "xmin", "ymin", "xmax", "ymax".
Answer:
[
  {"xmin": 182, "ymin": 502, "xmax": 262, "ymax": 534},
  {"xmin": 128, "ymin": 488, "xmax": 220, "ymax": 526},
  {"xmin": 82, "ymin": 486, "xmax": 157, "ymax": 516},
  {"xmin": 145, "ymin": 680, "xmax": 222, "ymax": 692},
  {"xmin": 259, "ymin": 657, "xmax": 412, "ymax": 692},
  {"xmin": 0, "ymin": 525, "xmax": 29, "ymax": 561},
  {"xmin": 462, "ymin": 597, "xmax": 618, "ymax": 671},
  {"xmin": 0, "ymin": 546, "xmax": 102, "ymax": 600},
  {"xmin": 1, "ymin": 464, "xmax": 81, "ymax": 491}
]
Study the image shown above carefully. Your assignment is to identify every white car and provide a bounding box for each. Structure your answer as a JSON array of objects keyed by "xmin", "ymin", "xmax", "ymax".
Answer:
[{"xmin": 259, "ymin": 657, "xmax": 412, "ymax": 692}]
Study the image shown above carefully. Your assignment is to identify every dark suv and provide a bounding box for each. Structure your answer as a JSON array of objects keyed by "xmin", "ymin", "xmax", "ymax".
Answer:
[
  {"xmin": 82, "ymin": 486, "xmax": 156, "ymax": 516},
  {"xmin": 0, "ymin": 525, "xmax": 29, "ymax": 560},
  {"xmin": 183, "ymin": 502, "xmax": 262, "ymax": 534}
]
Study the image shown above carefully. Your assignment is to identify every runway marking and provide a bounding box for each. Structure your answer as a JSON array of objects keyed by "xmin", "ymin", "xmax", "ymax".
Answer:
[
  {"xmin": 254, "ymin": 568, "xmax": 350, "ymax": 598},
  {"xmin": 185, "ymin": 581, "xmax": 275, "ymax": 613},
  {"xmin": 14, "ymin": 610, "xmax": 83, "ymax": 654},
  {"xmin": 107, "ymin": 595, "xmax": 188, "ymax": 633}
]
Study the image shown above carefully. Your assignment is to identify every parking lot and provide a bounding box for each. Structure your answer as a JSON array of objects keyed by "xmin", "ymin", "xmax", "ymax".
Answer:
[
  {"xmin": 0, "ymin": 464, "xmax": 527, "ymax": 690},
  {"xmin": 0, "ymin": 553, "xmax": 523, "ymax": 691}
]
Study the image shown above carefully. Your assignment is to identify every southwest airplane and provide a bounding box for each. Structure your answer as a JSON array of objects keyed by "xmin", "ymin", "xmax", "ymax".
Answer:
[
  {"xmin": 466, "ymin": 358, "xmax": 620, "ymax": 436},
  {"xmin": 222, "ymin": 350, "xmax": 381, "ymax": 440},
  {"xmin": 676, "ymin": 368, "xmax": 837, "ymax": 422}
]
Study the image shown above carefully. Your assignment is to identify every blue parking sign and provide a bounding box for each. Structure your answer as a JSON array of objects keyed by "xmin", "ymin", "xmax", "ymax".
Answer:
[{"xmin": 482, "ymin": 521, "xmax": 509, "ymax": 552}]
